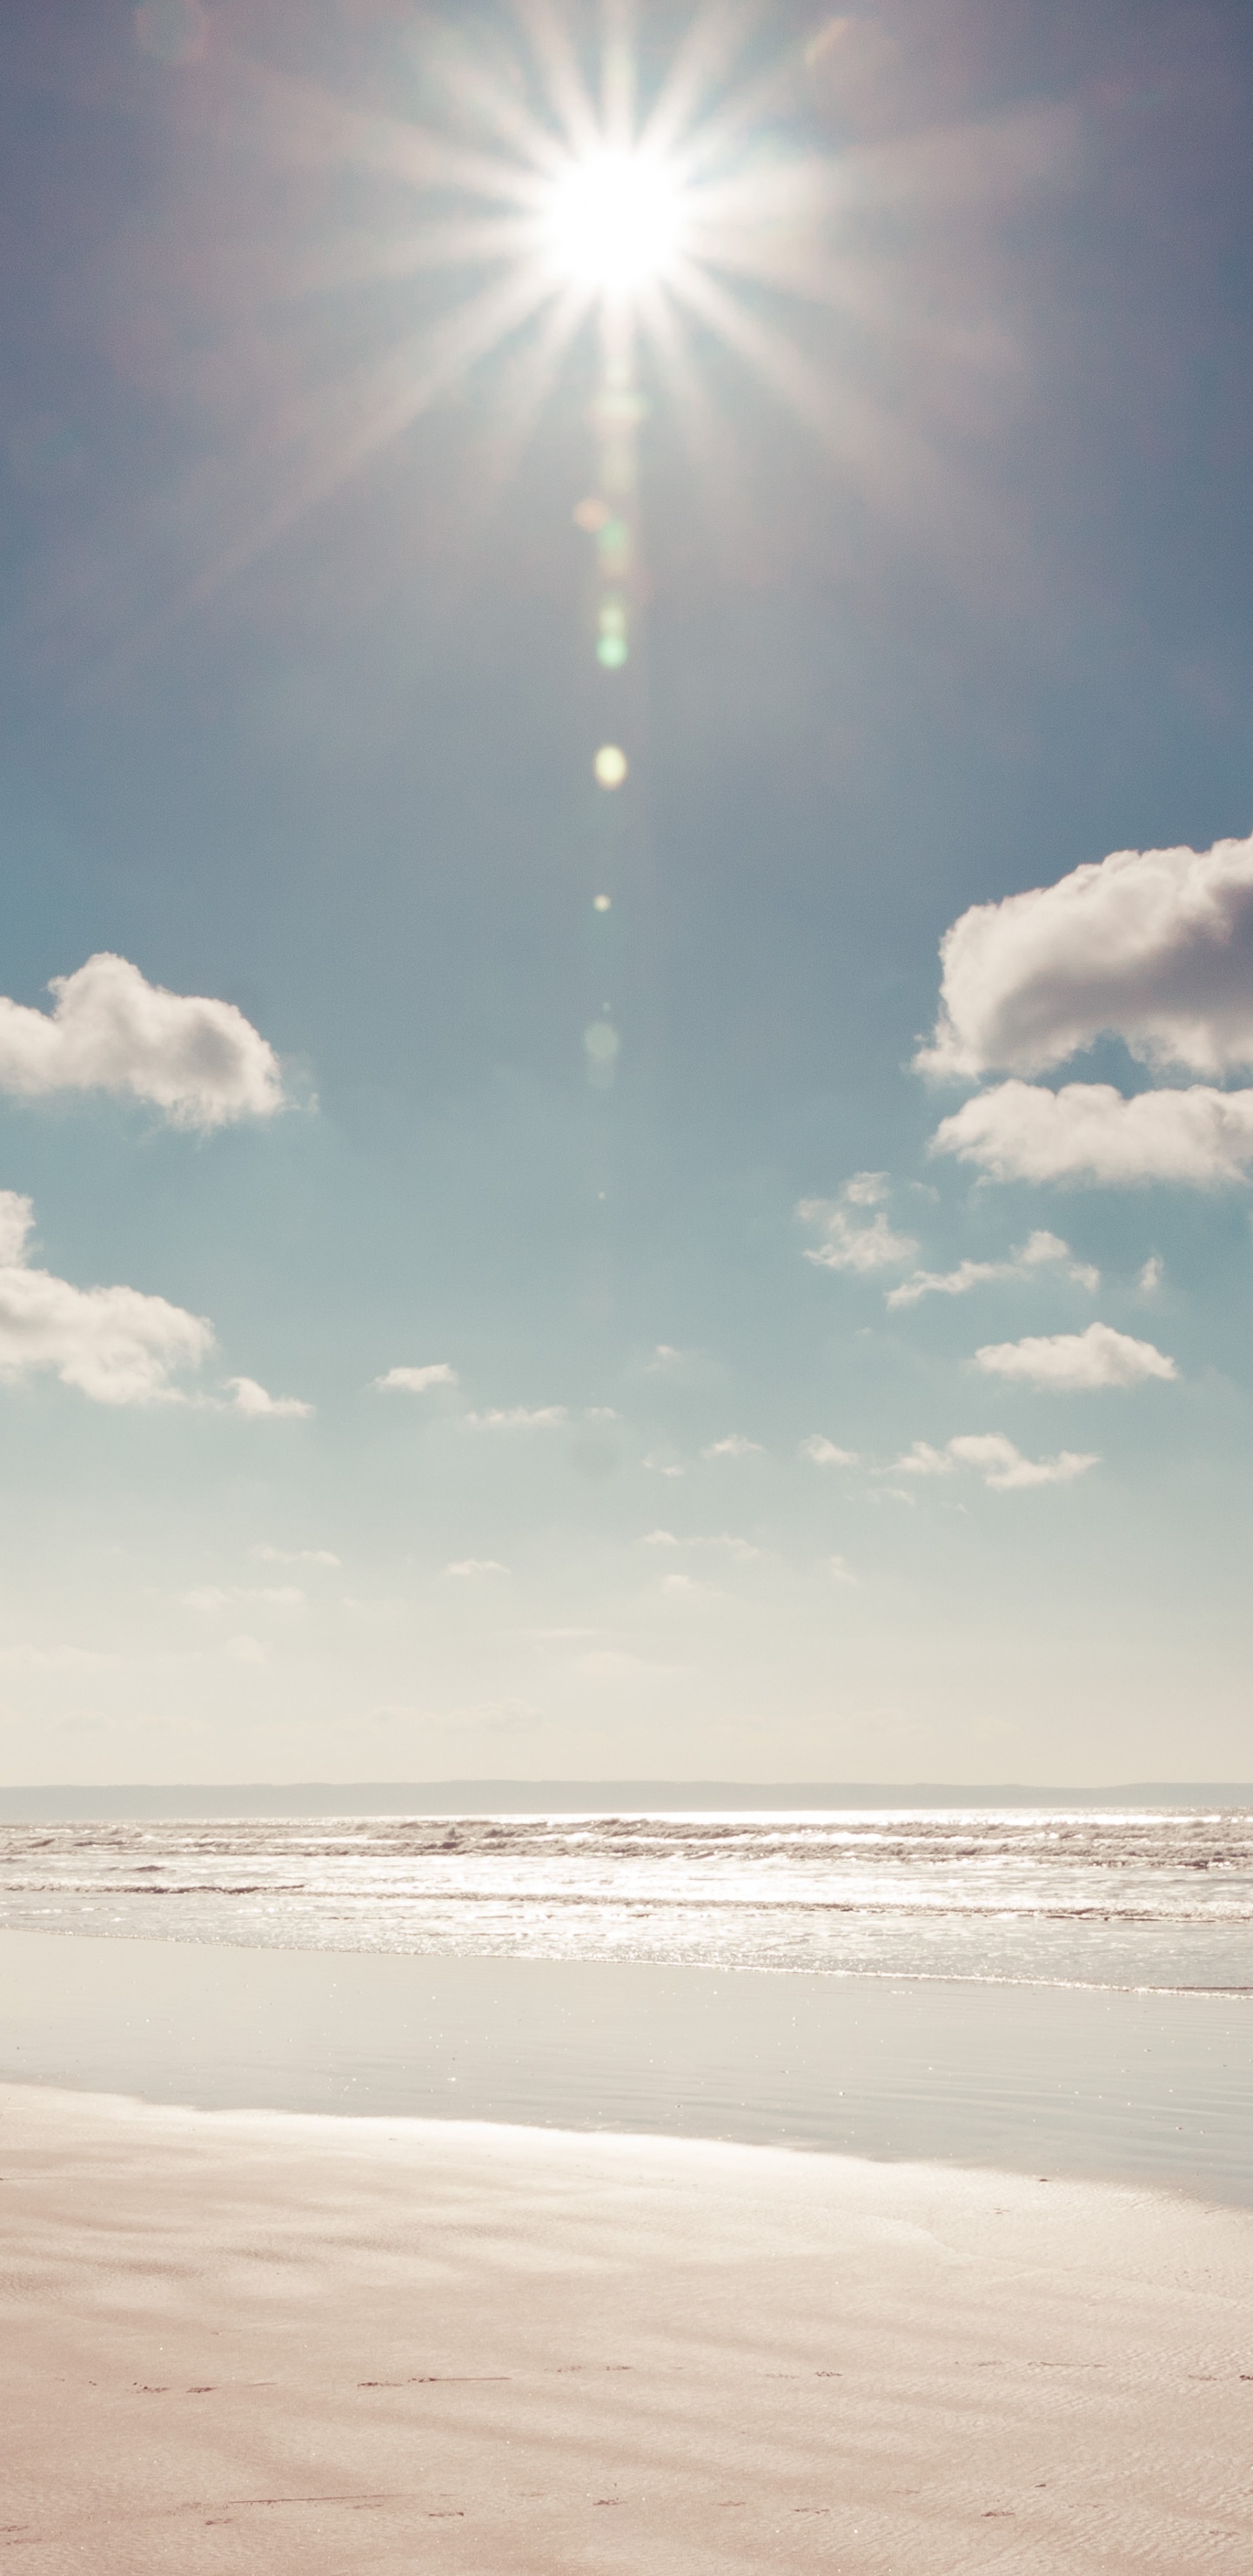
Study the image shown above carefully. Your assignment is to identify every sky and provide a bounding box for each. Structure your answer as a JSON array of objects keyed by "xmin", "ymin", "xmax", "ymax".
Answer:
[{"xmin": 2, "ymin": 0, "xmax": 1253, "ymax": 1787}]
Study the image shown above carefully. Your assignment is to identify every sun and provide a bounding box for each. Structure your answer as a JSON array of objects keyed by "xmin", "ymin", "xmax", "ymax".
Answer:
[{"xmin": 539, "ymin": 147, "xmax": 688, "ymax": 302}]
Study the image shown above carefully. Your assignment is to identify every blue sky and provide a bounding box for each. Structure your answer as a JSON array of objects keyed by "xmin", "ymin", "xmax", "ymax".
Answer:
[{"xmin": 2, "ymin": 0, "xmax": 1252, "ymax": 1784}]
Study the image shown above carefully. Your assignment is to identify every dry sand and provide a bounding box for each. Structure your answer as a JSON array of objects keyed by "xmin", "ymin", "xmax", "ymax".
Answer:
[{"xmin": 1, "ymin": 2082, "xmax": 1250, "ymax": 2573}]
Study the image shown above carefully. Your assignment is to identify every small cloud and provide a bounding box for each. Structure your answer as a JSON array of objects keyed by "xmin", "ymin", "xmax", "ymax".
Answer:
[
  {"xmin": 644, "ymin": 1450, "xmax": 685, "ymax": 1476},
  {"xmin": 799, "ymin": 1184, "xmax": 918, "ymax": 1273},
  {"xmin": 799, "ymin": 1434, "xmax": 859, "ymax": 1466},
  {"xmin": 224, "ymin": 1375, "xmax": 312, "ymax": 1419},
  {"xmin": 829, "ymin": 1554, "xmax": 859, "ymax": 1584},
  {"xmin": 947, "ymin": 1432, "xmax": 1099, "ymax": 1490},
  {"xmin": 660, "ymin": 1571, "xmax": 712, "ymax": 1597},
  {"xmin": 640, "ymin": 1528, "xmax": 681, "ymax": 1546},
  {"xmin": 252, "ymin": 1544, "xmax": 339, "ymax": 1566},
  {"xmin": 843, "ymin": 1171, "xmax": 890, "ymax": 1206},
  {"xmin": 892, "ymin": 1440, "xmax": 956, "ymax": 1478},
  {"xmin": 645, "ymin": 1343, "xmax": 686, "ymax": 1372},
  {"xmin": 702, "ymin": 1433, "xmax": 762, "ymax": 1459},
  {"xmin": 973, "ymin": 1321, "xmax": 1176, "ymax": 1392},
  {"xmin": 887, "ymin": 1229, "xmax": 1100, "ymax": 1310},
  {"xmin": 372, "ymin": 1363, "xmax": 458, "ymax": 1394},
  {"xmin": 442, "ymin": 1558, "xmax": 511, "ymax": 1579},
  {"xmin": 1138, "ymin": 1254, "xmax": 1164, "ymax": 1294},
  {"xmin": 462, "ymin": 1405, "xmax": 568, "ymax": 1429},
  {"xmin": 889, "ymin": 1433, "xmax": 1099, "ymax": 1491}
]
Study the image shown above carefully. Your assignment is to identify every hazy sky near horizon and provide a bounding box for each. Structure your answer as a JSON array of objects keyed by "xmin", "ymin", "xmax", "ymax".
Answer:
[{"xmin": 3, "ymin": 0, "xmax": 1253, "ymax": 1785}]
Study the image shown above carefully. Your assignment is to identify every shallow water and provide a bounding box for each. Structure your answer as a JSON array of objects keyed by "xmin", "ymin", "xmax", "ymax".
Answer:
[
  {"xmin": 2, "ymin": 1929, "xmax": 1250, "ymax": 2206},
  {"xmin": 2, "ymin": 1807, "xmax": 1250, "ymax": 1989}
]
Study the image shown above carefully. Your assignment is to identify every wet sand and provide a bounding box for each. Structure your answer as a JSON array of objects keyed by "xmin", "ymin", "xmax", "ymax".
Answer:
[{"xmin": 2, "ymin": 2082, "xmax": 1250, "ymax": 2571}]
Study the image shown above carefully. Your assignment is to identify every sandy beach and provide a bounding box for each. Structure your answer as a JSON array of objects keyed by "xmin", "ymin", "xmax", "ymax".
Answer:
[{"xmin": 2, "ymin": 2083, "xmax": 1250, "ymax": 2572}]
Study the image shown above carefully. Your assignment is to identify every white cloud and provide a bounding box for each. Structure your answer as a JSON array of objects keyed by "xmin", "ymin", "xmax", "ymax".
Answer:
[
  {"xmin": 887, "ymin": 1228, "xmax": 1099, "ymax": 1308},
  {"xmin": 930, "ymin": 1079, "xmax": 1253, "ymax": 1186},
  {"xmin": 828, "ymin": 1554, "xmax": 859, "ymax": 1584},
  {"xmin": 799, "ymin": 1434, "xmax": 859, "ymax": 1465},
  {"xmin": 0, "ymin": 1189, "xmax": 212, "ymax": 1405},
  {"xmin": 641, "ymin": 1528, "xmax": 763, "ymax": 1560},
  {"xmin": 443, "ymin": 1558, "xmax": 511, "ymax": 1579},
  {"xmin": 842, "ymin": 1171, "xmax": 890, "ymax": 1206},
  {"xmin": 223, "ymin": 1375, "xmax": 312, "ymax": 1420},
  {"xmin": 799, "ymin": 1182, "xmax": 918, "ymax": 1273},
  {"xmin": 462, "ymin": 1405, "xmax": 568, "ymax": 1429},
  {"xmin": 644, "ymin": 1451, "xmax": 685, "ymax": 1476},
  {"xmin": 947, "ymin": 1432, "xmax": 1099, "ymax": 1488},
  {"xmin": 1138, "ymin": 1254, "xmax": 1164, "ymax": 1293},
  {"xmin": 702, "ymin": 1433, "xmax": 762, "ymax": 1459},
  {"xmin": 973, "ymin": 1320, "xmax": 1176, "ymax": 1391},
  {"xmin": 0, "ymin": 953, "xmax": 284, "ymax": 1128},
  {"xmin": 373, "ymin": 1363, "xmax": 458, "ymax": 1394},
  {"xmin": 645, "ymin": 1343, "xmax": 687, "ymax": 1372},
  {"xmin": 917, "ymin": 830, "xmax": 1253, "ymax": 1080},
  {"xmin": 890, "ymin": 1432, "xmax": 1099, "ymax": 1490}
]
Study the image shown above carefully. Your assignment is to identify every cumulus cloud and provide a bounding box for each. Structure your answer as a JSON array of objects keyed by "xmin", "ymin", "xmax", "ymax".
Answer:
[
  {"xmin": 0, "ymin": 953, "xmax": 284, "ymax": 1129},
  {"xmin": 373, "ymin": 1363, "xmax": 457, "ymax": 1394},
  {"xmin": 443, "ymin": 1558, "xmax": 511, "ymax": 1579},
  {"xmin": 462, "ymin": 1405, "xmax": 568, "ymax": 1429},
  {"xmin": 828, "ymin": 1554, "xmax": 859, "ymax": 1584},
  {"xmin": 1138, "ymin": 1254, "xmax": 1164, "ymax": 1293},
  {"xmin": 0, "ymin": 1189, "xmax": 212, "ymax": 1404},
  {"xmin": 702, "ymin": 1433, "xmax": 761, "ymax": 1459},
  {"xmin": 223, "ymin": 1375, "xmax": 312, "ymax": 1419},
  {"xmin": 887, "ymin": 1229, "xmax": 1099, "ymax": 1309},
  {"xmin": 973, "ymin": 1320, "xmax": 1177, "ymax": 1392},
  {"xmin": 917, "ymin": 831, "xmax": 1253, "ymax": 1081},
  {"xmin": 930, "ymin": 1079, "xmax": 1253, "ymax": 1186},
  {"xmin": 799, "ymin": 1177, "xmax": 917, "ymax": 1273},
  {"xmin": 799, "ymin": 1434, "xmax": 859, "ymax": 1465},
  {"xmin": 0, "ymin": 1191, "xmax": 311, "ymax": 1413},
  {"xmin": 891, "ymin": 1432, "xmax": 1098, "ymax": 1489}
]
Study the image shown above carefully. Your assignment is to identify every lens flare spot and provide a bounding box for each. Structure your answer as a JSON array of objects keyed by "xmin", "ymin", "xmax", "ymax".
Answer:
[{"xmin": 594, "ymin": 744, "xmax": 628, "ymax": 788}]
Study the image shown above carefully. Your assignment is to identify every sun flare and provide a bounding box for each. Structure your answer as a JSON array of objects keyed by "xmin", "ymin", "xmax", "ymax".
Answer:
[{"xmin": 539, "ymin": 148, "xmax": 688, "ymax": 301}]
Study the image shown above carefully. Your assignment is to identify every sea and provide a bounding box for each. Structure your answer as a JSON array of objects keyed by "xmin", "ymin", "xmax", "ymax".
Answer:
[{"xmin": 1, "ymin": 1798, "xmax": 1250, "ymax": 2204}]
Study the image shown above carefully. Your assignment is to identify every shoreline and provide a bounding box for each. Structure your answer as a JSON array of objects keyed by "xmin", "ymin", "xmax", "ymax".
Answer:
[{"xmin": 3, "ymin": 2079, "xmax": 1250, "ymax": 2572}]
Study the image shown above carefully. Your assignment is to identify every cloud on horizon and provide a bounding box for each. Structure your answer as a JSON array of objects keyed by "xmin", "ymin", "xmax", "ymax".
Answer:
[
  {"xmin": 0, "ymin": 954, "xmax": 285, "ymax": 1129},
  {"xmin": 917, "ymin": 832, "xmax": 1253, "ymax": 1081},
  {"xmin": 930, "ymin": 1080, "xmax": 1253, "ymax": 1185},
  {"xmin": 973, "ymin": 1320, "xmax": 1176, "ymax": 1392}
]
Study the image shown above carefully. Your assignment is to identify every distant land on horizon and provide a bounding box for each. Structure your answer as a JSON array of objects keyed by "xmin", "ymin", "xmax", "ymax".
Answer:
[{"xmin": 0, "ymin": 1781, "xmax": 1250, "ymax": 1820}]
